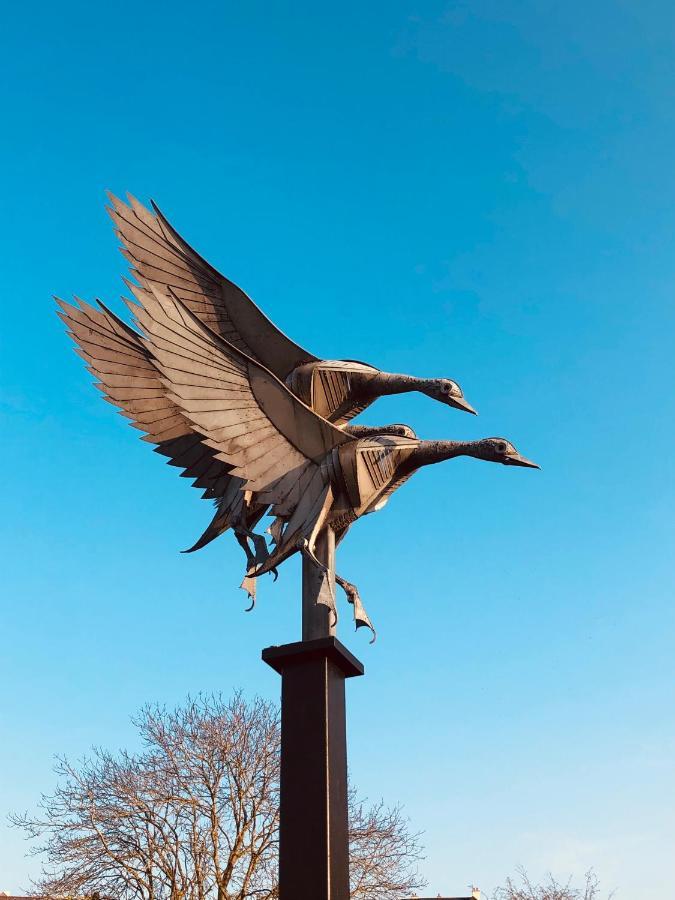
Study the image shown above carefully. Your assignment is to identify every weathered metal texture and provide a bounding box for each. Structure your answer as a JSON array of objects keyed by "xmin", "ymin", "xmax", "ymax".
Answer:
[{"xmin": 262, "ymin": 638, "xmax": 363, "ymax": 900}]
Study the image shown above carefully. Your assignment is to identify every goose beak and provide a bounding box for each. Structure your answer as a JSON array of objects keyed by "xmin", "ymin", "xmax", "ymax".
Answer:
[
  {"xmin": 451, "ymin": 395, "xmax": 478, "ymax": 415},
  {"xmin": 505, "ymin": 452, "xmax": 540, "ymax": 469}
]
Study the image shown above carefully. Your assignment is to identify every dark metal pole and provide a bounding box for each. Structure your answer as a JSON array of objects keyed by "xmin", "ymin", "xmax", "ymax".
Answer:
[
  {"xmin": 302, "ymin": 526, "xmax": 336, "ymax": 640},
  {"xmin": 262, "ymin": 528, "xmax": 363, "ymax": 900},
  {"xmin": 262, "ymin": 637, "xmax": 363, "ymax": 900}
]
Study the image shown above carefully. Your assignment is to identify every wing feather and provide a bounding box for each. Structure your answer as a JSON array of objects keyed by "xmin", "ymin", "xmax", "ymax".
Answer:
[
  {"xmin": 136, "ymin": 290, "xmax": 352, "ymax": 523},
  {"xmin": 109, "ymin": 193, "xmax": 318, "ymax": 378},
  {"xmin": 58, "ymin": 297, "xmax": 237, "ymax": 502}
]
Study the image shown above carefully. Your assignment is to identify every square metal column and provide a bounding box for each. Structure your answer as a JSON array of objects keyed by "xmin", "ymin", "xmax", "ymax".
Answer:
[{"xmin": 262, "ymin": 637, "xmax": 364, "ymax": 900}]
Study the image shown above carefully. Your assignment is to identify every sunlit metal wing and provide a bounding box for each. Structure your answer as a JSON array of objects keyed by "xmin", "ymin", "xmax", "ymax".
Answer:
[
  {"xmin": 57, "ymin": 296, "xmax": 243, "ymax": 507},
  {"xmin": 133, "ymin": 288, "xmax": 353, "ymax": 564},
  {"xmin": 107, "ymin": 193, "xmax": 318, "ymax": 379}
]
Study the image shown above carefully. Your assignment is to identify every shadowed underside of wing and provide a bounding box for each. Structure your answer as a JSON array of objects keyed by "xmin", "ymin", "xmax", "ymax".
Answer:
[
  {"xmin": 57, "ymin": 297, "xmax": 246, "ymax": 511},
  {"xmin": 107, "ymin": 193, "xmax": 318, "ymax": 379}
]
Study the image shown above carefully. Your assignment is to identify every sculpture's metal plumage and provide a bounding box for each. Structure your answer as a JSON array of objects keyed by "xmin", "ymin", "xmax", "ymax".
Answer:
[
  {"xmin": 59, "ymin": 195, "xmax": 537, "ymax": 638},
  {"xmin": 107, "ymin": 194, "xmax": 476, "ymax": 421}
]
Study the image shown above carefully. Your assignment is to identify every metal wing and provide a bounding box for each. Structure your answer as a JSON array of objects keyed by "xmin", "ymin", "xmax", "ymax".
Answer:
[
  {"xmin": 107, "ymin": 193, "xmax": 319, "ymax": 379},
  {"xmin": 134, "ymin": 288, "xmax": 352, "ymax": 558},
  {"xmin": 57, "ymin": 297, "xmax": 241, "ymax": 504}
]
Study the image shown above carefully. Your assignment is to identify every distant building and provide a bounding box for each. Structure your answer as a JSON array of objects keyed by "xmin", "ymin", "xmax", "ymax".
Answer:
[{"xmin": 0, "ymin": 896, "xmax": 47, "ymax": 900}]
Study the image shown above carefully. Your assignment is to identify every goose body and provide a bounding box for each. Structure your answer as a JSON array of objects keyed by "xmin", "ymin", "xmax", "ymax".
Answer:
[
  {"xmin": 256, "ymin": 433, "xmax": 538, "ymax": 580},
  {"xmin": 285, "ymin": 360, "xmax": 378, "ymax": 424}
]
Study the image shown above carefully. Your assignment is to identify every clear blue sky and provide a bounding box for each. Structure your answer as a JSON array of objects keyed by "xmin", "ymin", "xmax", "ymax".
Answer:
[{"xmin": 1, "ymin": 2, "xmax": 674, "ymax": 896}]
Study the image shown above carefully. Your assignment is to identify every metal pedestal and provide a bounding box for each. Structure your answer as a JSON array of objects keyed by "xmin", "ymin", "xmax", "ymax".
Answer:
[{"xmin": 262, "ymin": 637, "xmax": 364, "ymax": 900}]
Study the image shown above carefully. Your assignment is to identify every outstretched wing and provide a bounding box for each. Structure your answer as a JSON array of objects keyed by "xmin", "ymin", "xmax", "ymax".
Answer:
[
  {"xmin": 57, "ymin": 297, "xmax": 238, "ymax": 502},
  {"xmin": 107, "ymin": 193, "xmax": 318, "ymax": 379},
  {"xmin": 134, "ymin": 288, "xmax": 352, "ymax": 563}
]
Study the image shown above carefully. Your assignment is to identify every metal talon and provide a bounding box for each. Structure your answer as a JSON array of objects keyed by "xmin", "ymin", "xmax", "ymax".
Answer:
[
  {"xmin": 240, "ymin": 571, "xmax": 257, "ymax": 611},
  {"xmin": 299, "ymin": 539, "xmax": 325, "ymax": 573}
]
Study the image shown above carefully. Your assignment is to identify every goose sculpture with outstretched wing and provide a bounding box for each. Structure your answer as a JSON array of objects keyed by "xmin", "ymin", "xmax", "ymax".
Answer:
[
  {"xmin": 63, "ymin": 195, "xmax": 478, "ymax": 591},
  {"xmin": 107, "ymin": 194, "xmax": 476, "ymax": 423},
  {"xmin": 73, "ymin": 288, "xmax": 536, "ymax": 637}
]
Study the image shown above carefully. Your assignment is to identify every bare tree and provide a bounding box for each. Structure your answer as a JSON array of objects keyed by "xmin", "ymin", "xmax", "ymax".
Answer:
[
  {"xmin": 348, "ymin": 789, "xmax": 424, "ymax": 900},
  {"xmin": 492, "ymin": 867, "xmax": 614, "ymax": 900},
  {"xmin": 12, "ymin": 693, "xmax": 425, "ymax": 900}
]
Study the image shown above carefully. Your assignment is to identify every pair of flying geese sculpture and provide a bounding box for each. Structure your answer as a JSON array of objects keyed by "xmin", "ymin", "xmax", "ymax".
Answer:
[{"xmin": 59, "ymin": 195, "xmax": 538, "ymax": 640}]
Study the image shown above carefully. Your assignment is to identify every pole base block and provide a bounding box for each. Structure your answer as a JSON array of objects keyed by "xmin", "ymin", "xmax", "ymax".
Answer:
[{"xmin": 262, "ymin": 635, "xmax": 364, "ymax": 678}]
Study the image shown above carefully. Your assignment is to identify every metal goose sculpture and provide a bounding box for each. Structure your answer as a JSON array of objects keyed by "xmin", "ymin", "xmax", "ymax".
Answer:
[
  {"xmin": 58, "ymin": 279, "xmax": 460, "ymax": 596},
  {"xmin": 63, "ymin": 288, "xmax": 536, "ymax": 637},
  {"xmin": 107, "ymin": 193, "xmax": 477, "ymax": 422},
  {"xmin": 60, "ymin": 195, "xmax": 477, "ymax": 597}
]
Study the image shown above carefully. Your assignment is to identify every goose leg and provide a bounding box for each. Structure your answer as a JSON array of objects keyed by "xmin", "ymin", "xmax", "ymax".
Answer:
[
  {"xmin": 234, "ymin": 528, "xmax": 257, "ymax": 569},
  {"xmin": 235, "ymin": 525, "xmax": 277, "ymax": 612},
  {"xmin": 243, "ymin": 527, "xmax": 277, "ymax": 576},
  {"xmin": 266, "ymin": 516, "xmax": 285, "ymax": 548},
  {"xmin": 335, "ymin": 573, "xmax": 376, "ymax": 643},
  {"xmin": 232, "ymin": 528, "xmax": 257, "ymax": 611}
]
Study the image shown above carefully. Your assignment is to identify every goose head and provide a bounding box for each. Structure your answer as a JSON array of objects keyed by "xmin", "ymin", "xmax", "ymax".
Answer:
[
  {"xmin": 421, "ymin": 378, "xmax": 477, "ymax": 415},
  {"xmin": 476, "ymin": 437, "xmax": 540, "ymax": 468}
]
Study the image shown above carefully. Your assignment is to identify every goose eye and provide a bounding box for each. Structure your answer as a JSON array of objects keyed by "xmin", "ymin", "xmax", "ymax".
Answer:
[{"xmin": 496, "ymin": 442, "xmax": 507, "ymax": 452}]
